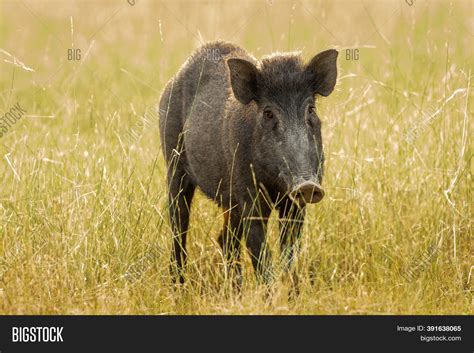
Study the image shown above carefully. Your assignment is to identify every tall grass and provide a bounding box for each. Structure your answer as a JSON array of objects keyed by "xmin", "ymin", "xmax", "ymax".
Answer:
[{"xmin": 0, "ymin": 0, "xmax": 472, "ymax": 314}]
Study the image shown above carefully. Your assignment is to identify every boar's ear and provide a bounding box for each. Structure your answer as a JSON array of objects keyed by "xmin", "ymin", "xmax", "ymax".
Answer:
[
  {"xmin": 305, "ymin": 49, "xmax": 338, "ymax": 97},
  {"xmin": 227, "ymin": 58, "xmax": 259, "ymax": 104}
]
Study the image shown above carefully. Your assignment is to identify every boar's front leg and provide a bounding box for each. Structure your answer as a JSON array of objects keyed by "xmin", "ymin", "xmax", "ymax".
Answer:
[
  {"xmin": 279, "ymin": 198, "xmax": 305, "ymax": 294},
  {"xmin": 279, "ymin": 198, "xmax": 305, "ymax": 269},
  {"xmin": 217, "ymin": 208, "xmax": 244, "ymax": 290},
  {"xmin": 243, "ymin": 205, "xmax": 274, "ymax": 285}
]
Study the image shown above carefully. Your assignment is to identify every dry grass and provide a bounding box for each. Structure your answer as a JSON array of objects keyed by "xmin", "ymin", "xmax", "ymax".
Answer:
[{"xmin": 0, "ymin": 0, "xmax": 472, "ymax": 314}]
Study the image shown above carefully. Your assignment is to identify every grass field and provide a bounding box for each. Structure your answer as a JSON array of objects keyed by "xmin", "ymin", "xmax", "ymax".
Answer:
[{"xmin": 0, "ymin": 0, "xmax": 472, "ymax": 314}]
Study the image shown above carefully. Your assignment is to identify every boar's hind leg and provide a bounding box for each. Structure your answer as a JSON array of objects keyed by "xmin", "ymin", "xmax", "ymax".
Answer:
[
  {"xmin": 279, "ymin": 199, "xmax": 305, "ymax": 294},
  {"xmin": 217, "ymin": 209, "xmax": 244, "ymax": 290},
  {"xmin": 168, "ymin": 171, "xmax": 196, "ymax": 284}
]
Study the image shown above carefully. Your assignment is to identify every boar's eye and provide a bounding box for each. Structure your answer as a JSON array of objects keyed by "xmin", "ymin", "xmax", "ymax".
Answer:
[
  {"xmin": 263, "ymin": 110, "xmax": 274, "ymax": 120},
  {"xmin": 306, "ymin": 106, "xmax": 317, "ymax": 128}
]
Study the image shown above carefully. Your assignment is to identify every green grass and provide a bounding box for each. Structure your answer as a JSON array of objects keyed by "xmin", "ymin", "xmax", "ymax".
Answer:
[{"xmin": 0, "ymin": 0, "xmax": 472, "ymax": 314}]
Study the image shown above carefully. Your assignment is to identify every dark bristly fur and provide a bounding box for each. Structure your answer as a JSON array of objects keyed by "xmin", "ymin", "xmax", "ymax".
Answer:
[{"xmin": 159, "ymin": 41, "xmax": 338, "ymax": 287}]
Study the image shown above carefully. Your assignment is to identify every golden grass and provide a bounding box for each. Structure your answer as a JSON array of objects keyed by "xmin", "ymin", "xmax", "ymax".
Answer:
[{"xmin": 0, "ymin": 0, "xmax": 472, "ymax": 314}]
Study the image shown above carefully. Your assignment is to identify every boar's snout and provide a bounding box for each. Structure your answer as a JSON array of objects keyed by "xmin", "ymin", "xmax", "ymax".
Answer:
[{"xmin": 290, "ymin": 180, "xmax": 325, "ymax": 204}]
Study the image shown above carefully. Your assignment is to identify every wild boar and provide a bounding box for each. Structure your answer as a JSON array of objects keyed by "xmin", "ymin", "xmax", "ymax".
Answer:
[{"xmin": 159, "ymin": 41, "xmax": 338, "ymax": 285}]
